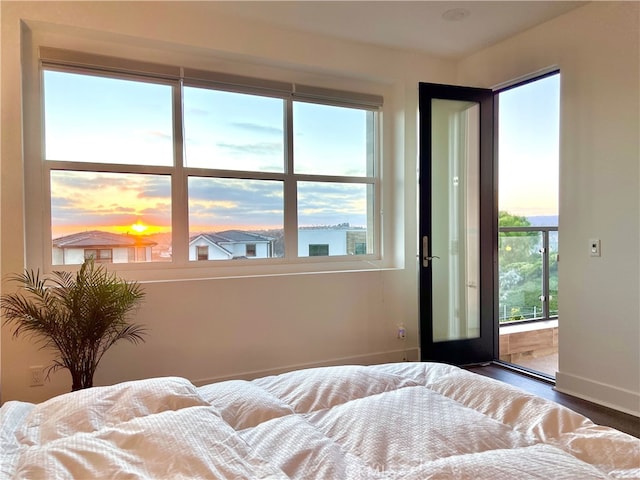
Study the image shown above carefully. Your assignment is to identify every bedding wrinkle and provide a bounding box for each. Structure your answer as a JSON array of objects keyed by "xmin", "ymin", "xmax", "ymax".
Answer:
[
  {"xmin": 1, "ymin": 362, "xmax": 638, "ymax": 479},
  {"xmin": 198, "ymin": 380, "xmax": 294, "ymax": 430},
  {"xmin": 427, "ymin": 369, "xmax": 593, "ymax": 442},
  {"xmin": 251, "ymin": 364, "xmax": 420, "ymax": 414}
]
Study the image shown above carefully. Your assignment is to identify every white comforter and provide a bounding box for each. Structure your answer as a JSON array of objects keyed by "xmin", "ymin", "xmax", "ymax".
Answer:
[{"xmin": 1, "ymin": 362, "xmax": 638, "ymax": 479}]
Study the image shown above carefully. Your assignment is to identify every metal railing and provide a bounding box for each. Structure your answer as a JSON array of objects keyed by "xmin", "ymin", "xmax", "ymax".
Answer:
[{"xmin": 498, "ymin": 226, "xmax": 558, "ymax": 324}]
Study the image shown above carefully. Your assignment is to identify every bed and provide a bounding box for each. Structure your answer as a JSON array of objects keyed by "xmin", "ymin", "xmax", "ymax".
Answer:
[{"xmin": 1, "ymin": 362, "xmax": 638, "ymax": 479}]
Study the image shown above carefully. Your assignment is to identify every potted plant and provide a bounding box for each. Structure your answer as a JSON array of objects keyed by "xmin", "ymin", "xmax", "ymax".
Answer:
[{"xmin": 1, "ymin": 259, "xmax": 147, "ymax": 391}]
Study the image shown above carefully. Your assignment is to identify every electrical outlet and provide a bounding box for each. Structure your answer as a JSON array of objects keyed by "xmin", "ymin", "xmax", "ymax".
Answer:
[
  {"xmin": 397, "ymin": 324, "xmax": 406, "ymax": 340},
  {"xmin": 29, "ymin": 366, "xmax": 44, "ymax": 387}
]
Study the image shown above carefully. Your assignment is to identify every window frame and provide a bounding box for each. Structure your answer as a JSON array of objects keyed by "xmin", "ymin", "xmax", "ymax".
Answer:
[
  {"xmin": 29, "ymin": 47, "xmax": 385, "ymax": 280},
  {"xmin": 245, "ymin": 244, "xmax": 257, "ymax": 257}
]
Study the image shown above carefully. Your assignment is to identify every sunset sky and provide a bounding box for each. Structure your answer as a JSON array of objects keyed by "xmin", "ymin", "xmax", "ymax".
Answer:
[
  {"xmin": 45, "ymin": 70, "xmax": 369, "ymax": 239},
  {"xmin": 498, "ymin": 74, "xmax": 560, "ymax": 219}
]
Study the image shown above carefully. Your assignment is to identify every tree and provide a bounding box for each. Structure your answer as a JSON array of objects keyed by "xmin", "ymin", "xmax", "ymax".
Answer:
[
  {"xmin": 498, "ymin": 211, "xmax": 530, "ymax": 229},
  {"xmin": 498, "ymin": 211, "xmax": 542, "ymax": 322}
]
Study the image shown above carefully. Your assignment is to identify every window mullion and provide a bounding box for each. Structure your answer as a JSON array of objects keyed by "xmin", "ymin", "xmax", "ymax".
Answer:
[
  {"xmin": 182, "ymin": 168, "xmax": 286, "ymax": 182},
  {"xmin": 293, "ymin": 173, "xmax": 376, "ymax": 184},
  {"xmin": 45, "ymin": 160, "xmax": 173, "ymax": 176},
  {"xmin": 283, "ymin": 97, "xmax": 298, "ymax": 260},
  {"xmin": 171, "ymin": 80, "xmax": 189, "ymax": 265}
]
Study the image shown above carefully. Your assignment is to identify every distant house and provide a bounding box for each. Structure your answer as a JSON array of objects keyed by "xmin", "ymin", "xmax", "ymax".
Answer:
[
  {"xmin": 189, "ymin": 230, "xmax": 275, "ymax": 260},
  {"xmin": 298, "ymin": 225, "xmax": 368, "ymax": 257},
  {"xmin": 52, "ymin": 230, "xmax": 157, "ymax": 265}
]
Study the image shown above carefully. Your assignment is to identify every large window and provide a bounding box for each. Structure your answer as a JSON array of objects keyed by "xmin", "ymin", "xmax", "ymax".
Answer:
[{"xmin": 38, "ymin": 48, "xmax": 382, "ymax": 271}]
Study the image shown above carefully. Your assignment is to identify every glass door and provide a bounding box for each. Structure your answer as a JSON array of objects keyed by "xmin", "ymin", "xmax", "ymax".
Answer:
[{"xmin": 419, "ymin": 83, "xmax": 497, "ymax": 365}]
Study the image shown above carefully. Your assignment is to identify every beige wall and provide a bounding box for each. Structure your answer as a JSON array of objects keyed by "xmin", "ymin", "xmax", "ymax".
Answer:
[
  {"xmin": 2, "ymin": 2, "xmax": 638, "ymax": 416},
  {"xmin": 0, "ymin": 1, "xmax": 453, "ymax": 402},
  {"xmin": 457, "ymin": 2, "xmax": 640, "ymax": 415}
]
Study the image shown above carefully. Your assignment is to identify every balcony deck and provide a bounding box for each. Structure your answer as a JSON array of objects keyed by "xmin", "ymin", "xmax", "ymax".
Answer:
[
  {"xmin": 514, "ymin": 352, "xmax": 558, "ymax": 377},
  {"xmin": 499, "ymin": 319, "xmax": 558, "ymax": 377}
]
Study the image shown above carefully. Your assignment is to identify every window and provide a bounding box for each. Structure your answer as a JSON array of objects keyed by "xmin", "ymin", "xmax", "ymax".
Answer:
[
  {"xmin": 196, "ymin": 246, "xmax": 209, "ymax": 261},
  {"xmin": 136, "ymin": 247, "xmax": 148, "ymax": 262},
  {"xmin": 309, "ymin": 244, "xmax": 329, "ymax": 256},
  {"xmin": 35, "ymin": 48, "xmax": 382, "ymax": 274},
  {"xmin": 84, "ymin": 249, "xmax": 113, "ymax": 263}
]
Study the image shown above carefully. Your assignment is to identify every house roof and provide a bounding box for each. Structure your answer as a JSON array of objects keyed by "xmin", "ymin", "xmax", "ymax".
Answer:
[
  {"xmin": 189, "ymin": 230, "xmax": 274, "ymax": 244},
  {"xmin": 52, "ymin": 230, "xmax": 157, "ymax": 248}
]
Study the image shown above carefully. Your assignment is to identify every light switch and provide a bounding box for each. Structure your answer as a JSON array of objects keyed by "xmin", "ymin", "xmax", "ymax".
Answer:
[{"xmin": 589, "ymin": 238, "xmax": 601, "ymax": 257}]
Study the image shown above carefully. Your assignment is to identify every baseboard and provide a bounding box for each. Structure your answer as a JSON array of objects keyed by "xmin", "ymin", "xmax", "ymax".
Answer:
[
  {"xmin": 555, "ymin": 371, "xmax": 640, "ymax": 417},
  {"xmin": 191, "ymin": 348, "xmax": 421, "ymax": 387}
]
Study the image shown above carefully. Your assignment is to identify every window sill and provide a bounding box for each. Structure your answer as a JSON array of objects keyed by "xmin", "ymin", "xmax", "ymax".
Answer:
[{"xmin": 47, "ymin": 257, "xmax": 400, "ymax": 283}]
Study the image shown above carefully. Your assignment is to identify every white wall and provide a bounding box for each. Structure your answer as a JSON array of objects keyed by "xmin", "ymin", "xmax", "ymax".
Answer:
[
  {"xmin": 457, "ymin": 2, "xmax": 640, "ymax": 415},
  {"xmin": 1, "ymin": 1, "xmax": 453, "ymax": 402}
]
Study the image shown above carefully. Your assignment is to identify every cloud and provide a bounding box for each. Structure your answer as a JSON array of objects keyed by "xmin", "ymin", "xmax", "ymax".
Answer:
[
  {"xmin": 187, "ymin": 177, "xmax": 284, "ymax": 228},
  {"xmin": 187, "ymin": 177, "xmax": 368, "ymax": 229},
  {"xmin": 216, "ymin": 141, "xmax": 282, "ymax": 156},
  {"xmin": 297, "ymin": 182, "xmax": 367, "ymax": 227},
  {"xmin": 145, "ymin": 130, "xmax": 172, "ymax": 140},
  {"xmin": 50, "ymin": 169, "xmax": 370, "ymax": 234},
  {"xmin": 231, "ymin": 122, "xmax": 282, "ymax": 136},
  {"xmin": 50, "ymin": 171, "xmax": 172, "ymax": 229},
  {"xmin": 185, "ymin": 107, "xmax": 209, "ymax": 117},
  {"xmin": 136, "ymin": 177, "xmax": 171, "ymax": 198}
]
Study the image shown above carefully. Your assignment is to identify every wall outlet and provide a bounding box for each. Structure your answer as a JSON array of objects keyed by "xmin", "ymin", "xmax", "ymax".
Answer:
[
  {"xmin": 397, "ymin": 324, "xmax": 406, "ymax": 340},
  {"xmin": 29, "ymin": 366, "xmax": 44, "ymax": 387}
]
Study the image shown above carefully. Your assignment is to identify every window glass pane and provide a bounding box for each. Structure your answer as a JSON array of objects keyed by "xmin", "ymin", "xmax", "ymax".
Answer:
[
  {"xmin": 293, "ymin": 102, "xmax": 372, "ymax": 176},
  {"xmin": 309, "ymin": 244, "xmax": 329, "ymax": 256},
  {"xmin": 298, "ymin": 182, "xmax": 372, "ymax": 257},
  {"xmin": 430, "ymin": 99, "xmax": 480, "ymax": 342},
  {"xmin": 43, "ymin": 71, "xmax": 173, "ymax": 166},
  {"xmin": 51, "ymin": 171, "xmax": 172, "ymax": 265},
  {"xmin": 188, "ymin": 177, "xmax": 283, "ymax": 260},
  {"xmin": 183, "ymin": 87, "xmax": 285, "ymax": 172}
]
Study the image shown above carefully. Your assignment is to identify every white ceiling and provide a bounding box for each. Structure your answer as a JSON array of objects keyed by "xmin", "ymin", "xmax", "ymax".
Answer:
[{"xmin": 204, "ymin": 1, "xmax": 586, "ymax": 59}]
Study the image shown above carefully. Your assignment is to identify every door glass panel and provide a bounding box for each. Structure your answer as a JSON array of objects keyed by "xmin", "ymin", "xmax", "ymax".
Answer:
[{"xmin": 431, "ymin": 99, "xmax": 480, "ymax": 342}]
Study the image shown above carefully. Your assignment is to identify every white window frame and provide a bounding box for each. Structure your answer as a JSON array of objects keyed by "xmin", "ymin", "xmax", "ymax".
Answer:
[{"xmin": 27, "ymin": 47, "xmax": 385, "ymax": 280}]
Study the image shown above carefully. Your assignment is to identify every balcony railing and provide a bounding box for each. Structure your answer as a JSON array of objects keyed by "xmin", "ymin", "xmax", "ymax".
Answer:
[{"xmin": 498, "ymin": 226, "xmax": 558, "ymax": 324}]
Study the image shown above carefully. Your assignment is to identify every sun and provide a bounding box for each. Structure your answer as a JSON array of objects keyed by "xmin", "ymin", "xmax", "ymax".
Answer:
[{"xmin": 130, "ymin": 220, "xmax": 149, "ymax": 234}]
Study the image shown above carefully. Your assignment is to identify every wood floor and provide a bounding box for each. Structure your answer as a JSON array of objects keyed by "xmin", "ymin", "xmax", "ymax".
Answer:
[{"xmin": 465, "ymin": 363, "xmax": 640, "ymax": 439}]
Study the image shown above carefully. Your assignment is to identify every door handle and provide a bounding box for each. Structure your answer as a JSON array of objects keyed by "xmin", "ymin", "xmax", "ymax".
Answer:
[{"xmin": 422, "ymin": 236, "xmax": 440, "ymax": 267}]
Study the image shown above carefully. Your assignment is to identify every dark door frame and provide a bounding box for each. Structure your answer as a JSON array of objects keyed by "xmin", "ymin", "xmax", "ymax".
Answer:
[{"xmin": 418, "ymin": 82, "xmax": 499, "ymax": 365}]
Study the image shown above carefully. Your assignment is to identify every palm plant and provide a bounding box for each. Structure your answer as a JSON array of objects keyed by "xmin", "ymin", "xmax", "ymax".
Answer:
[{"xmin": 1, "ymin": 259, "xmax": 147, "ymax": 391}]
